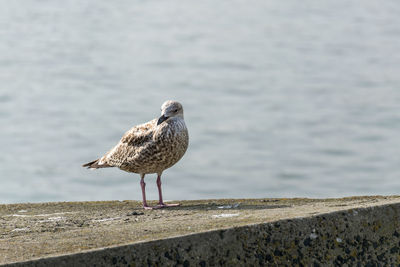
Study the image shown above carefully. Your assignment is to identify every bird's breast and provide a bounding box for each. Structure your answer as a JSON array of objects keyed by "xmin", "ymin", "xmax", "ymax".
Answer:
[{"xmin": 157, "ymin": 119, "xmax": 188, "ymax": 158}]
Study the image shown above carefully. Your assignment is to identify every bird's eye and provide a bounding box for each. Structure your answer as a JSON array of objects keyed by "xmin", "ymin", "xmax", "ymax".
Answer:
[{"xmin": 174, "ymin": 109, "xmax": 178, "ymax": 112}]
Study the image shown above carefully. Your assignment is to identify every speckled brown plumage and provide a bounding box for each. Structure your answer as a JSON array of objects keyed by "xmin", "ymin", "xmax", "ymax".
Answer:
[{"xmin": 83, "ymin": 100, "xmax": 189, "ymax": 209}]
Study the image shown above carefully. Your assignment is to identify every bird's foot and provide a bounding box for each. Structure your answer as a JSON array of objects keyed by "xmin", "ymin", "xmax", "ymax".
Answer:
[{"xmin": 157, "ymin": 202, "xmax": 180, "ymax": 208}]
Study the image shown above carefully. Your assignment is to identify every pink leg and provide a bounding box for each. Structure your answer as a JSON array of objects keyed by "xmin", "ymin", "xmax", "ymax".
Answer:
[
  {"xmin": 156, "ymin": 173, "xmax": 180, "ymax": 208},
  {"xmin": 140, "ymin": 174, "xmax": 152, "ymax": 210}
]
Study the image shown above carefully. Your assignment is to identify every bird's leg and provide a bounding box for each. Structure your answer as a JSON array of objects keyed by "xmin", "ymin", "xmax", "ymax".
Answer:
[
  {"xmin": 140, "ymin": 174, "xmax": 152, "ymax": 210},
  {"xmin": 156, "ymin": 173, "xmax": 180, "ymax": 208}
]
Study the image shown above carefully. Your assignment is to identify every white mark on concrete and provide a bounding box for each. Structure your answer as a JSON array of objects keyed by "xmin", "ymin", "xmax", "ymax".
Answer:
[
  {"xmin": 39, "ymin": 217, "xmax": 65, "ymax": 223},
  {"xmin": 309, "ymin": 228, "xmax": 318, "ymax": 239},
  {"xmin": 11, "ymin": 228, "xmax": 29, "ymax": 232},
  {"xmin": 34, "ymin": 212, "xmax": 76, "ymax": 217},
  {"xmin": 92, "ymin": 217, "xmax": 121, "ymax": 222},
  {"xmin": 6, "ymin": 212, "xmax": 77, "ymax": 217},
  {"xmin": 49, "ymin": 216, "xmax": 64, "ymax": 221},
  {"xmin": 18, "ymin": 210, "xmax": 28, "ymax": 213},
  {"xmin": 310, "ymin": 233, "xmax": 318, "ymax": 239},
  {"xmin": 212, "ymin": 213, "xmax": 239, "ymax": 218},
  {"xmin": 217, "ymin": 203, "xmax": 240, "ymax": 209},
  {"xmin": 336, "ymin": 237, "xmax": 342, "ymax": 243}
]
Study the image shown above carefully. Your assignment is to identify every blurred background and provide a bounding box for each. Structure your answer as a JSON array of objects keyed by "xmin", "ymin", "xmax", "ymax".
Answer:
[{"xmin": 0, "ymin": 0, "xmax": 399, "ymax": 203}]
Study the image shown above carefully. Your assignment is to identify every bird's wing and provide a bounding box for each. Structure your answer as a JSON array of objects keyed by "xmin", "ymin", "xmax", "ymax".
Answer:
[
  {"xmin": 99, "ymin": 119, "xmax": 157, "ymax": 167},
  {"xmin": 120, "ymin": 119, "xmax": 157, "ymax": 145}
]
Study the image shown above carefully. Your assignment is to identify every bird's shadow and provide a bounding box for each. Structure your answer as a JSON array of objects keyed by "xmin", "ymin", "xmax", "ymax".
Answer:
[{"xmin": 161, "ymin": 203, "xmax": 291, "ymax": 211}]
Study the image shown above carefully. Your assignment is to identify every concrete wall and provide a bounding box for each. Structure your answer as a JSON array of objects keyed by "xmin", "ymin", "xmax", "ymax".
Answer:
[{"xmin": 6, "ymin": 202, "xmax": 400, "ymax": 267}]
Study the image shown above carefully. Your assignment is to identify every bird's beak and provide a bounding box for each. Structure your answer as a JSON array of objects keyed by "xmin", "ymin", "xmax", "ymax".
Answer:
[{"xmin": 157, "ymin": 114, "xmax": 168, "ymax": 125}]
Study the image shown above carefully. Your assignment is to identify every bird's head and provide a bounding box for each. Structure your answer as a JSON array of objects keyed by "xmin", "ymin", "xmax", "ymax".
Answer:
[{"xmin": 157, "ymin": 100, "xmax": 184, "ymax": 125}]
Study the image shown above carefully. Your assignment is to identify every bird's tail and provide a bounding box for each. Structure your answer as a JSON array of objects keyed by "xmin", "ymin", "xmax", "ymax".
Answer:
[{"xmin": 82, "ymin": 159, "xmax": 112, "ymax": 169}]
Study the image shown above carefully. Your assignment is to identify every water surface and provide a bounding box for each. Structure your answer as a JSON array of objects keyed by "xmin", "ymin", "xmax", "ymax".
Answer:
[{"xmin": 0, "ymin": 0, "xmax": 399, "ymax": 203}]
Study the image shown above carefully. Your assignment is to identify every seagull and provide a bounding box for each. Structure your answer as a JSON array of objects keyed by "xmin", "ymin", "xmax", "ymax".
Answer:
[{"xmin": 83, "ymin": 100, "xmax": 189, "ymax": 209}]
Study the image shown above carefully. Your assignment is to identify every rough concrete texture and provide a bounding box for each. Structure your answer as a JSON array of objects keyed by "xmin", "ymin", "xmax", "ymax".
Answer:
[{"xmin": 1, "ymin": 196, "xmax": 400, "ymax": 266}]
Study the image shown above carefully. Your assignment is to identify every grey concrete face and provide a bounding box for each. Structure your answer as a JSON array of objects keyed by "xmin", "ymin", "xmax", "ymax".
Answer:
[{"xmin": 5, "ymin": 202, "xmax": 400, "ymax": 267}]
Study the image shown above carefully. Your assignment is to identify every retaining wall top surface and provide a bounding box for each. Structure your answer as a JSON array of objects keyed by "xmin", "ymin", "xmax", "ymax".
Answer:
[{"xmin": 1, "ymin": 196, "xmax": 399, "ymax": 265}]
